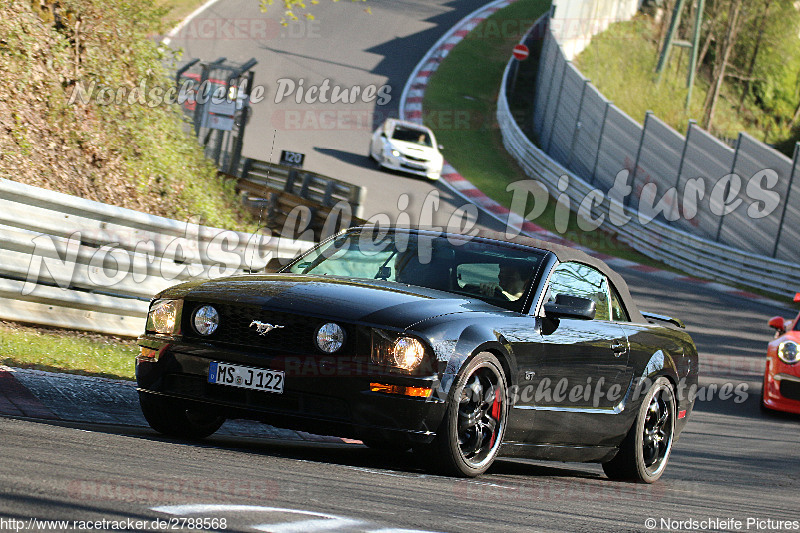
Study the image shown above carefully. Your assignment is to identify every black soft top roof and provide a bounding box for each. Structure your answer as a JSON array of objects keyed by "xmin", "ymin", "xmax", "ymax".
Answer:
[{"xmin": 367, "ymin": 226, "xmax": 646, "ymax": 323}]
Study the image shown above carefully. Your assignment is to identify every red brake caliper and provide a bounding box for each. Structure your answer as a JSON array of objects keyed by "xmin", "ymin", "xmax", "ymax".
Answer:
[{"xmin": 489, "ymin": 388, "xmax": 502, "ymax": 447}]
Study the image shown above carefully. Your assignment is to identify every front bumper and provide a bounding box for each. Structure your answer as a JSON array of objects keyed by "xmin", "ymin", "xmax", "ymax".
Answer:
[
  {"xmin": 763, "ymin": 363, "xmax": 800, "ymax": 415},
  {"xmin": 378, "ymin": 154, "xmax": 441, "ymax": 180},
  {"xmin": 136, "ymin": 337, "xmax": 447, "ymax": 443}
]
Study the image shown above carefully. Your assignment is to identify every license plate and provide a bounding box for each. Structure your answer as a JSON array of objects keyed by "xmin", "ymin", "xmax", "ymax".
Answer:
[{"xmin": 208, "ymin": 361, "xmax": 284, "ymax": 394}]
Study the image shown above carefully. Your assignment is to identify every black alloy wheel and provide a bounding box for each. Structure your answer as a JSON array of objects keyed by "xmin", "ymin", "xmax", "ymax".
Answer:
[
  {"xmin": 424, "ymin": 352, "xmax": 508, "ymax": 477},
  {"xmin": 603, "ymin": 376, "xmax": 675, "ymax": 483}
]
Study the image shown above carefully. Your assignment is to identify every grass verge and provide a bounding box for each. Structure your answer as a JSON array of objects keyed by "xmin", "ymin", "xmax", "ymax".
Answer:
[{"xmin": 0, "ymin": 321, "xmax": 136, "ymax": 381}]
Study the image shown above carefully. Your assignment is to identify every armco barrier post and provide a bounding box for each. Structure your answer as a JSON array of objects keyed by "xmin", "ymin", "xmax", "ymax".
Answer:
[
  {"xmin": 534, "ymin": 33, "xmax": 556, "ymax": 136},
  {"xmin": 568, "ymin": 78, "xmax": 591, "ymax": 171},
  {"xmin": 773, "ymin": 142, "xmax": 800, "ymax": 257},
  {"xmin": 715, "ymin": 133, "xmax": 743, "ymax": 243},
  {"xmin": 590, "ymin": 100, "xmax": 611, "ymax": 186},
  {"xmin": 546, "ymin": 59, "xmax": 570, "ymax": 153},
  {"xmin": 626, "ymin": 111, "xmax": 652, "ymax": 208},
  {"xmin": 674, "ymin": 119, "xmax": 696, "ymax": 191}
]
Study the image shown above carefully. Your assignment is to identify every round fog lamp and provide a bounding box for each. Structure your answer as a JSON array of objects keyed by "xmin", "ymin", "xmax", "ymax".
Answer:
[
  {"xmin": 316, "ymin": 323, "xmax": 345, "ymax": 353},
  {"xmin": 393, "ymin": 337, "xmax": 425, "ymax": 371},
  {"xmin": 193, "ymin": 305, "xmax": 219, "ymax": 336}
]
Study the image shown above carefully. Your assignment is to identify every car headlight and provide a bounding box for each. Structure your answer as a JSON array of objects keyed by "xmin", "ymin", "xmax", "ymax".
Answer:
[
  {"xmin": 778, "ymin": 341, "xmax": 799, "ymax": 364},
  {"xmin": 316, "ymin": 322, "xmax": 345, "ymax": 353},
  {"xmin": 393, "ymin": 337, "xmax": 425, "ymax": 371},
  {"xmin": 192, "ymin": 305, "xmax": 219, "ymax": 336},
  {"xmin": 371, "ymin": 330, "xmax": 427, "ymax": 372},
  {"xmin": 146, "ymin": 299, "xmax": 182, "ymax": 335},
  {"xmin": 389, "ymin": 148, "xmax": 401, "ymax": 158}
]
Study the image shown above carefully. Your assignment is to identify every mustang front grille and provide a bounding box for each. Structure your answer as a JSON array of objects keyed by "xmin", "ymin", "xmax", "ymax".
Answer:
[{"xmin": 181, "ymin": 302, "xmax": 362, "ymax": 356}]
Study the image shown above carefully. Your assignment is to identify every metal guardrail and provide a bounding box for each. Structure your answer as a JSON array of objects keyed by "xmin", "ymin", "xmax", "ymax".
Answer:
[
  {"xmin": 234, "ymin": 158, "xmax": 366, "ymax": 241},
  {"xmin": 0, "ymin": 178, "xmax": 313, "ymax": 337},
  {"xmin": 496, "ymin": 20, "xmax": 800, "ymax": 299}
]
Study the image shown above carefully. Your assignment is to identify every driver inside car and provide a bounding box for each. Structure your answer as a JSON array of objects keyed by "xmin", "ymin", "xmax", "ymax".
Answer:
[{"xmin": 479, "ymin": 263, "xmax": 528, "ymax": 301}]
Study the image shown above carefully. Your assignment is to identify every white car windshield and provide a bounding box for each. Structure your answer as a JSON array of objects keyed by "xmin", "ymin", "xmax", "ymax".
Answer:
[{"xmin": 391, "ymin": 125, "xmax": 433, "ymax": 147}]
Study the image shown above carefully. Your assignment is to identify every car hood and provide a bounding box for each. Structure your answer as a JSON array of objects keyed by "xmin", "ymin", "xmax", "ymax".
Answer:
[
  {"xmin": 388, "ymin": 139, "xmax": 441, "ymax": 160},
  {"xmin": 160, "ymin": 274, "xmax": 500, "ymax": 331}
]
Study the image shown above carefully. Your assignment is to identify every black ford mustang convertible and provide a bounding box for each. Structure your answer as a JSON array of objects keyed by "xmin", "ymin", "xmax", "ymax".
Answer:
[{"xmin": 137, "ymin": 227, "xmax": 698, "ymax": 482}]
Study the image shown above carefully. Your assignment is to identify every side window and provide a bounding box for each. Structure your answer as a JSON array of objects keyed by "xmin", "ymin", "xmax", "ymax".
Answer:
[
  {"xmin": 546, "ymin": 262, "xmax": 610, "ymax": 321},
  {"xmin": 610, "ymin": 286, "xmax": 630, "ymax": 322}
]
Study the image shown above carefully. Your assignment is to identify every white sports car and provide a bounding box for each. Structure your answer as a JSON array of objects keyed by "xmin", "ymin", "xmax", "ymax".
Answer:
[{"xmin": 369, "ymin": 119, "xmax": 444, "ymax": 180}]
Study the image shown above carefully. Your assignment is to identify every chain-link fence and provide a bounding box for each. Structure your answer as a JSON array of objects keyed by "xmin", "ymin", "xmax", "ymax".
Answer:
[{"xmin": 530, "ymin": 2, "xmax": 800, "ymax": 262}]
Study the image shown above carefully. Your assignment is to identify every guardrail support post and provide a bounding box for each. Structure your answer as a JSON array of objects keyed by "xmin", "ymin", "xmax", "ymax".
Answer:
[
  {"xmin": 590, "ymin": 101, "xmax": 611, "ymax": 186},
  {"xmin": 627, "ymin": 110, "xmax": 652, "ymax": 208},
  {"xmin": 674, "ymin": 119, "xmax": 696, "ymax": 192},
  {"xmin": 536, "ymin": 33, "xmax": 558, "ymax": 141},
  {"xmin": 546, "ymin": 60, "xmax": 570, "ymax": 153},
  {"xmin": 715, "ymin": 133, "xmax": 742, "ymax": 243},
  {"xmin": 568, "ymin": 79, "xmax": 590, "ymax": 171},
  {"xmin": 773, "ymin": 141, "xmax": 800, "ymax": 258}
]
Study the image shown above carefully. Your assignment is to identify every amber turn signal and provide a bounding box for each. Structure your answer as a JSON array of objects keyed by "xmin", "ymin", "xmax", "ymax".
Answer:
[{"xmin": 370, "ymin": 383, "xmax": 431, "ymax": 397}]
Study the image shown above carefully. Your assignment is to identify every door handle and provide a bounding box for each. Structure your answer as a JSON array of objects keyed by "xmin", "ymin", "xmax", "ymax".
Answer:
[{"xmin": 611, "ymin": 341, "xmax": 627, "ymax": 357}]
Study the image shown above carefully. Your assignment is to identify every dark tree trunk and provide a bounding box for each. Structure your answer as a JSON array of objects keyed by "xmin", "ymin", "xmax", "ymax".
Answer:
[
  {"xmin": 738, "ymin": 0, "xmax": 772, "ymax": 112},
  {"xmin": 702, "ymin": 0, "xmax": 743, "ymax": 130}
]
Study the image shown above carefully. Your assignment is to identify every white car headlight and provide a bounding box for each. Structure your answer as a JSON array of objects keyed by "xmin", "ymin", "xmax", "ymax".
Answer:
[
  {"xmin": 390, "ymin": 149, "xmax": 401, "ymax": 158},
  {"xmin": 393, "ymin": 337, "xmax": 425, "ymax": 371},
  {"xmin": 146, "ymin": 299, "xmax": 182, "ymax": 335},
  {"xmin": 778, "ymin": 341, "xmax": 799, "ymax": 364}
]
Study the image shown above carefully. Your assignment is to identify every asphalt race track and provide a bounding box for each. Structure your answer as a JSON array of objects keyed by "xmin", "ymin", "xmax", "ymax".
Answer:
[{"xmin": 1, "ymin": 1, "xmax": 799, "ymax": 532}]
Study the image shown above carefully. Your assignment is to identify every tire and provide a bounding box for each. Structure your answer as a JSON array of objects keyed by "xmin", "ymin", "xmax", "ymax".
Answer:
[
  {"xmin": 603, "ymin": 377, "xmax": 675, "ymax": 483},
  {"xmin": 420, "ymin": 352, "xmax": 508, "ymax": 477},
  {"xmin": 139, "ymin": 392, "xmax": 225, "ymax": 440}
]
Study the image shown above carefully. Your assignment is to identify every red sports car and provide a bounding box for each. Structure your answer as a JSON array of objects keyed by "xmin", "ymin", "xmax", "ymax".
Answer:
[{"xmin": 763, "ymin": 293, "xmax": 800, "ymax": 414}]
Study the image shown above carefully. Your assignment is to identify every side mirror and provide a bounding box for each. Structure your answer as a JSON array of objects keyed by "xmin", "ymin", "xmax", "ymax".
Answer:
[
  {"xmin": 438, "ymin": 144, "xmax": 444, "ymax": 151},
  {"xmin": 544, "ymin": 294, "xmax": 596, "ymax": 320},
  {"xmin": 768, "ymin": 316, "xmax": 787, "ymax": 336}
]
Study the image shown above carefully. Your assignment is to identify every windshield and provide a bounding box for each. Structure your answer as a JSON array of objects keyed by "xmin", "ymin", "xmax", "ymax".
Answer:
[
  {"xmin": 391, "ymin": 125, "xmax": 433, "ymax": 147},
  {"xmin": 285, "ymin": 230, "xmax": 545, "ymax": 312}
]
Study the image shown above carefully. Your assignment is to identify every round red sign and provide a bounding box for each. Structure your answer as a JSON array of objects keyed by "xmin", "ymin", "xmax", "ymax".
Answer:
[{"xmin": 512, "ymin": 44, "xmax": 529, "ymax": 61}]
